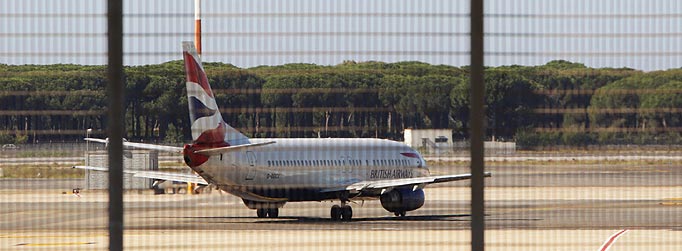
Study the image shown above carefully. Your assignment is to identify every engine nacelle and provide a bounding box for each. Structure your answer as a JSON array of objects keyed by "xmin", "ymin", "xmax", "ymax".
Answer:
[{"xmin": 379, "ymin": 188, "xmax": 425, "ymax": 213}]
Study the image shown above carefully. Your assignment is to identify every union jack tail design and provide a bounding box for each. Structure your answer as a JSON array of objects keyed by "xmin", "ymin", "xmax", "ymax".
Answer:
[{"xmin": 182, "ymin": 42, "xmax": 249, "ymax": 146}]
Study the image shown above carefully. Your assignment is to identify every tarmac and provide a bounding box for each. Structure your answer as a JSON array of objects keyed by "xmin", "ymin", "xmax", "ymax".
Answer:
[{"xmin": 0, "ymin": 163, "xmax": 680, "ymax": 250}]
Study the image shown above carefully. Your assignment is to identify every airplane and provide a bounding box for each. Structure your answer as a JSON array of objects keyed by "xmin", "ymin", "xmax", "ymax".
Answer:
[{"xmin": 75, "ymin": 42, "xmax": 491, "ymax": 221}]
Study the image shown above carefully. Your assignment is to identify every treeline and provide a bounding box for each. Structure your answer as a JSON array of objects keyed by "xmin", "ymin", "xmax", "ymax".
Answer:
[{"xmin": 1, "ymin": 60, "xmax": 681, "ymax": 147}]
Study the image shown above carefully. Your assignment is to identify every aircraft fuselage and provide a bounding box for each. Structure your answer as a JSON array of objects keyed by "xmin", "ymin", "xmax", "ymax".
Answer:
[{"xmin": 191, "ymin": 138, "xmax": 430, "ymax": 201}]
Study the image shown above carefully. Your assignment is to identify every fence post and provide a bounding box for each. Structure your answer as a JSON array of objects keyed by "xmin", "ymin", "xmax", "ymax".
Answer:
[
  {"xmin": 107, "ymin": 0, "xmax": 124, "ymax": 250},
  {"xmin": 470, "ymin": 0, "xmax": 485, "ymax": 250}
]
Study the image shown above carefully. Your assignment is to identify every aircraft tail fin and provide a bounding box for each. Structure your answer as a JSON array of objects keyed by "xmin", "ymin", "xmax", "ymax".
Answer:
[{"xmin": 182, "ymin": 42, "xmax": 249, "ymax": 146}]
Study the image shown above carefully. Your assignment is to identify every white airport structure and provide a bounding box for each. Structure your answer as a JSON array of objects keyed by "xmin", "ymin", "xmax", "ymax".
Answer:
[
  {"xmin": 403, "ymin": 129, "xmax": 452, "ymax": 149},
  {"xmin": 404, "ymin": 129, "xmax": 516, "ymax": 155},
  {"xmin": 84, "ymin": 150, "xmax": 158, "ymax": 190}
]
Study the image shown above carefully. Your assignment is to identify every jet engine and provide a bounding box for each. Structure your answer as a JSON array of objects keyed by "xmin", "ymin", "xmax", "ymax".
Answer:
[{"xmin": 379, "ymin": 188, "xmax": 425, "ymax": 214}]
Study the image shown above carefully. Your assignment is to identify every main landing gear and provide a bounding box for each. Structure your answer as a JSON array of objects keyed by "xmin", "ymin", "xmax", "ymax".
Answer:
[
  {"xmin": 256, "ymin": 208, "xmax": 279, "ymax": 218},
  {"xmin": 330, "ymin": 201, "xmax": 353, "ymax": 221}
]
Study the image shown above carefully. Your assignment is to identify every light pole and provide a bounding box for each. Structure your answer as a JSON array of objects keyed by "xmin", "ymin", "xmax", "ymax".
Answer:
[{"xmin": 86, "ymin": 128, "xmax": 92, "ymax": 165}]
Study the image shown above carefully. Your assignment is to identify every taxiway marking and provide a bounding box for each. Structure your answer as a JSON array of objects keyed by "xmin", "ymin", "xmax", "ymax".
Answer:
[{"xmin": 598, "ymin": 229, "xmax": 629, "ymax": 251}]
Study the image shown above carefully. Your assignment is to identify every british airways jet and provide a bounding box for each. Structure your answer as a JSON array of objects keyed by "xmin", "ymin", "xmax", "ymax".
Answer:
[{"xmin": 76, "ymin": 42, "xmax": 490, "ymax": 221}]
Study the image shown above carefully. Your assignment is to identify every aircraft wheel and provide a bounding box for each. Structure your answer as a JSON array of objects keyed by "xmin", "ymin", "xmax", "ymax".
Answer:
[
  {"xmin": 330, "ymin": 205, "xmax": 342, "ymax": 221},
  {"xmin": 256, "ymin": 208, "xmax": 267, "ymax": 218},
  {"xmin": 395, "ymin": 211, "xmax": 406, "ymax": 217},
  {"xmin": 340, "ymin": 205, "xmax": 353, "ymax": 221},
  {"xmin": 267, "ymin": 208, "xmax": 279, "ymax": 218}
]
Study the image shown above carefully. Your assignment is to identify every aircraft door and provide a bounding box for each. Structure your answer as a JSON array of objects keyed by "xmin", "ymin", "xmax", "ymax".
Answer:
[
  {"xmin": 244, "ymin": 151, "xmax": 257, "ymax": 180},
  {"xmin": 340, "ymin": 156, "xmax": 353, "ymax": 175}
]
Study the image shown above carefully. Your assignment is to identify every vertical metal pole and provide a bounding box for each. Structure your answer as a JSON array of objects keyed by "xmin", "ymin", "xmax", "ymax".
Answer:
[
  {"xmin": 188, "ymin": 0, "xmax": 202, "ymax": 194},
  {"xmin": 470, "ymin": 0, "xmax": 485, "ymax": 250},
  {"xmin": 107, "ymin": 0, "xmax": 124, "ymax": 250},
  {"xmin": 86, "ymin": 129, "xmax": 91, "ymax": 166},
  {"xmin": 195, "ymin": 0, "xmax": 202, "ymax": 55}
]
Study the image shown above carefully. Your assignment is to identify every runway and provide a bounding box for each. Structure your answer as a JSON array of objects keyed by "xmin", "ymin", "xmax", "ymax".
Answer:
[{"xmin": 0, "ymin": 163, "xmax": 680, "ymax": 250}]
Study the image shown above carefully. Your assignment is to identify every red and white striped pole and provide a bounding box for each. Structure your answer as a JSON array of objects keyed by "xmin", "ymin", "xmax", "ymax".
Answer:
[
  {"xmin": 194, "ymin": 0, "xmax": 202, "ymax": 56},
  {"xmin": 188, "ymin": 0, "xmax": 202, "ymax": 195}
]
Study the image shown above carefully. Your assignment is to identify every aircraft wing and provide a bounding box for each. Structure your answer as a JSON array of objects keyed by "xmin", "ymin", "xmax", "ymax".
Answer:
[
  {"xmin": 73, "ymin": 165, "xmax": 208, "ymax": 185},
  {"xmin": 85, "ymin": 138, "xmax": 183, "ymax": 153},
  {"xmin": 322, "ymin": 172, "xmax": 492, "ymax": 194}
]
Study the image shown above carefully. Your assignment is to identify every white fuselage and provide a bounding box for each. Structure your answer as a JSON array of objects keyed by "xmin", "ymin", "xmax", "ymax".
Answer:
[{"xmin": 193, "ymin": 138, "xmax": 430, "ymax": 200}]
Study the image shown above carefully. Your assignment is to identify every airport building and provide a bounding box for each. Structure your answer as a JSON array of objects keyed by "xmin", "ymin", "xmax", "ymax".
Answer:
[
  {"xmin": 404, "ymin": 129, "xmax": 453, "ymax": 155},
  {"xmin": 84, "ymin": 150, "xmax": 158, "ymax": 190},
  {"xmin": 404, "ymin": 129, "xmax": 516, "ymax": 155}
]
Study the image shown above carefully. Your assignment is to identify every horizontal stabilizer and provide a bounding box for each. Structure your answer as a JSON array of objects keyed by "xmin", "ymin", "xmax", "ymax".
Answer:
[
  {"xmin": 193, "ymin": 141, "xmax": 276, "ymax": 155},
  {"xmin": 133, "ymin": 171, "xmax": 207, "ymax": 185},
  {"xmin": 85, "ymin": 138, "xmax": 183, "ymax": 153},
  {"xmin": 73, "ymin": 165, "xmax": 207, "ymax": 185}
]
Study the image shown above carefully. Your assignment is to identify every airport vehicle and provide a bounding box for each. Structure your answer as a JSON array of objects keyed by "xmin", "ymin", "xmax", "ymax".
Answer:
[
  {"xmin": 75, "ymin": 42, "xmax": 490, "ymax": 221},
  {"xmin": 1, "ymin": 144, "xmax": 18, "ymax": 150}
]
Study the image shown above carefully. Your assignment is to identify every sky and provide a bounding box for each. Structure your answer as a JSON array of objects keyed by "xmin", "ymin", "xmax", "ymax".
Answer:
[{"xmin": 1, "ymin": 0, "xmax": 680, "ymax": 71}]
